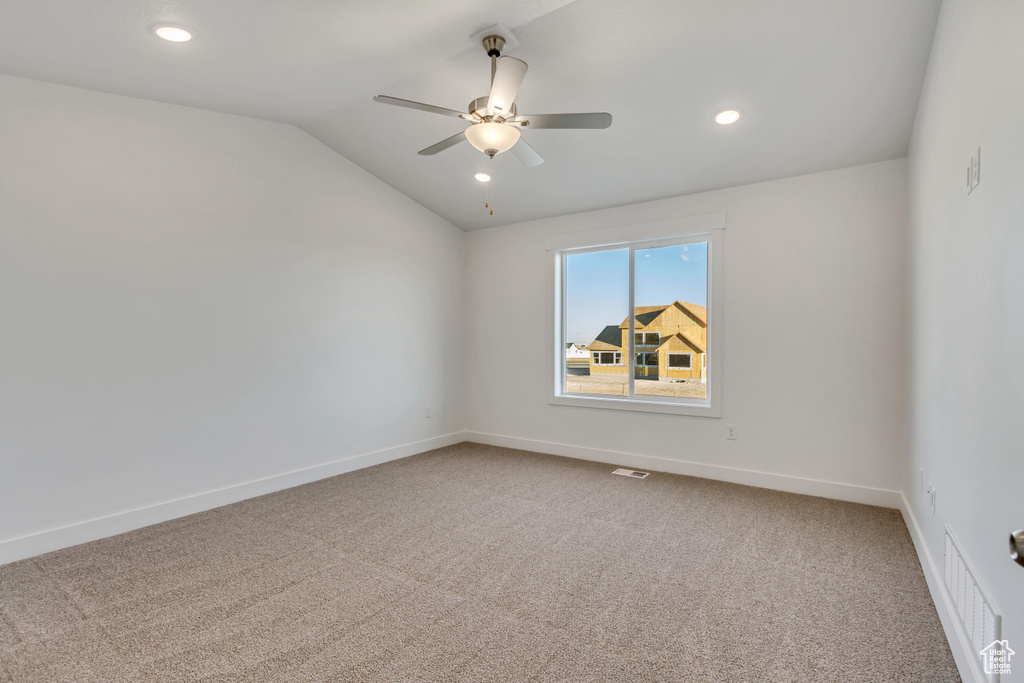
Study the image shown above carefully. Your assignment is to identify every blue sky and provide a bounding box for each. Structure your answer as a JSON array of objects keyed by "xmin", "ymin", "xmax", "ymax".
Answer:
[{"xmin": 565, "ymin": 243, "xmax": 707, "ymax": 345}]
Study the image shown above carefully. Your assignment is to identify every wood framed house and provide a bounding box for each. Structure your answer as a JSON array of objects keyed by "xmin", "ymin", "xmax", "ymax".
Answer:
[{"xmin": 586, "ymin": 301, "xmax": 707, "ymax": 382}]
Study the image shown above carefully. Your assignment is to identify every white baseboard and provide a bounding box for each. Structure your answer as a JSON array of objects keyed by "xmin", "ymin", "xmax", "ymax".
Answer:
[
  {"xmin": 899, "ymin": 492, "xmax": 985, "ymax": 683},
  {"xmin": 464, "ymin": 431, "xmax": 902, "ymax": 508},
  {"xmin": 0, "ymin": 431, "xmax": 465, "ymax": 566}
]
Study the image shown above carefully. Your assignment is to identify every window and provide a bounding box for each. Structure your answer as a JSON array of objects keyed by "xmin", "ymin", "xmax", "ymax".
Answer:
[
  {"xmin": 634, "ymin": 332, "xmax": 660, "ymax": 346},
  {"xmin": 551, "ymin": 217, "xmax": 722, "ymax": 417},
  {"xmin": 668, "ymin": 353, "xmax": 691, "ymax": 368},
  {"xmin": 637, "ymin": 352, "xmax": 659, "ymax": 367}
]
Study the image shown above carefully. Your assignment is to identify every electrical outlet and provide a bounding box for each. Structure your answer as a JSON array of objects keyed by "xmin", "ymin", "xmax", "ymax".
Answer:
[
  {"xmin": 424, "ymin": 406, "xmax": 432, "ymax": 419},
  {"xmin": 726, "ymin": 424, "xmax": 737, "ymax": 440}
]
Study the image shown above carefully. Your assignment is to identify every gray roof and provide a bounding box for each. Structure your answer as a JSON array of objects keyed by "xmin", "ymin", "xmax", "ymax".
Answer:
[
  {"xmin": 636, "ymin": 308, "xmax": 666, "ymax": 326},
  {"xmin": 593, "ymin": 325, "xmax": 622, "ymax": 348}
]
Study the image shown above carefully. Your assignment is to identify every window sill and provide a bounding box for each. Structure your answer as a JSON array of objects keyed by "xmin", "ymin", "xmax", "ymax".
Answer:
[{"xmin": 550, "ymin": 393, "xmax": 721, "ymax": 418}]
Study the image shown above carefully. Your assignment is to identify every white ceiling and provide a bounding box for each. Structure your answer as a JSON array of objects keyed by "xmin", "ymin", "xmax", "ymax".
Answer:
[{"xmin": 0, "ymin": 0, "xmax": 941, "ymax": 230}]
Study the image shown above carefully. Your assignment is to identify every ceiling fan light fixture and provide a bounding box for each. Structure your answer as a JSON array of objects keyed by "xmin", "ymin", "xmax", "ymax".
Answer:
[
  {"xmin": 474, "ymin": 173, "xmax": 492, "ymax": 182},
  {"xmin": 715, "ymin": 109, "xmax": 740, "ymax": 125},
  {"xmin": 465, "ymin": 122, "xmax": 520, "ymax": 156}
]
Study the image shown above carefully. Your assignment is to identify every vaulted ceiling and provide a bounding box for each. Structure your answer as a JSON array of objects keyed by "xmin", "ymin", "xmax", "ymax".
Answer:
[{"xmin": 0, "ymin": 0, "xmax": 941, "ymax": 230}]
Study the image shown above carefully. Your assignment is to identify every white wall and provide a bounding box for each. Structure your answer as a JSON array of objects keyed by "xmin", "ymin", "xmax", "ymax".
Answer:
[
  {"xmin": 465, "ymin": 159, "xmax": 908, "ymax": 501},
  {"xmin": 0, "ymin": 74, "xmax": 465, "ymax": 561},
  {"xmin": 905, "ymin": 0, "xmax": 1024, "ymax": 660}
]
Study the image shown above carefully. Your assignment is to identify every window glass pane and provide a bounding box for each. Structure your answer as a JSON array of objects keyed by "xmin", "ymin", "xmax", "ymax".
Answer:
[
  {"xmin": 669, "ymin": 353, "xmax": 691, "ymax": 368},
  {"xmin": 565, "ymin": 249, "xmax": 628, "ymax": 396},
  {"xmin": 633, "ymin": 242, "xmax": 708, "ymax": 398}
]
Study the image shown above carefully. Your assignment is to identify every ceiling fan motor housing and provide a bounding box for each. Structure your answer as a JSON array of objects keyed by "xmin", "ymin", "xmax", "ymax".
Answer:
[{"xmin": 468, "ymin": 96, "xmax": 516, "ymax": 121}]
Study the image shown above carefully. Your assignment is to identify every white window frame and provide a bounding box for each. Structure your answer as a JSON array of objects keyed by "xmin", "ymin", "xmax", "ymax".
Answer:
[
  {"xmin": 548, "ymin": 212, "xmax": 724, "ymax": 418},
  {"xmin": 668, "ymin": 352, "xmax": 692, "ymax": 369}
]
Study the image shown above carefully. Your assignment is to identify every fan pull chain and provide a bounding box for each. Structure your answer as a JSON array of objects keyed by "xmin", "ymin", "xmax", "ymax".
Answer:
[{"xmin": 486, "ymin": 158, "xmax": 494, "ymax": 216}]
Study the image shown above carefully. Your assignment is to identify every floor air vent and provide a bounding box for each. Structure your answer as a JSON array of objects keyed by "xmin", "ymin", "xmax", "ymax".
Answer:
[
  {"xmin": 944, "ymin": 526, "xmax": 1002, "ymax": 682},
  {"xmin": 612, "ymin": 468, "xmax": 649, "ymax": 479}
]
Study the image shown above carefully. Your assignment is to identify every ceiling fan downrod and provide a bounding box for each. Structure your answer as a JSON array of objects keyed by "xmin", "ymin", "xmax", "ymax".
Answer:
[{"xmin": 481, "ymin": 35, "xmax": 505, "ymax": 86}]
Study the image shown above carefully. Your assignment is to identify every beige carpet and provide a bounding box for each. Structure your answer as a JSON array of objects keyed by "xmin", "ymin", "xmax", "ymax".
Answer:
[{"xmin": 1, "ymin": 443, "xmax": 959, "ymax": 682}]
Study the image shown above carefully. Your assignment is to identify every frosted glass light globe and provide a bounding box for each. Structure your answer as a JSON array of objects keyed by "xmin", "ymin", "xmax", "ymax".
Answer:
[{"xmin": 465, "ymin": 122, "xmax": 521, "ymax": 155}]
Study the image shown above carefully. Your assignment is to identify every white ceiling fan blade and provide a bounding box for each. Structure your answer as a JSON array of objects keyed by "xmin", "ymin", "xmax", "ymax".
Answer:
[
  {"xmin": 516, "ymin": 113, "xmax": 612, "ymax": 129},
  {"xmin": 488, "ymin": 57, "xmax": 528, "ymax": 117},
  {"xmin": 510, "ymin": 137, "xmax": 544, "ymax": 167},
  {"xmin": 374, "ymin": 95, "xmax": 465, "ymax": 119},
  {"xmin": 418, "ymin": 131, "xmax": 467, "ymax": 156}
]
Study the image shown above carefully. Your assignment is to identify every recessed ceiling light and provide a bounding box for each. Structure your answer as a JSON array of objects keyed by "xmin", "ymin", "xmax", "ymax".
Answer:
[
  {"xmin": 474, "ymin": 173, "xmax": 492, "ymax": 183},
  {"xmin": 715, "ymin": 109, "xmax": 740, "ymax": 125},
  {"xmin": 153, "ymin": 25, "xmax": 193, "ymax": 42}
]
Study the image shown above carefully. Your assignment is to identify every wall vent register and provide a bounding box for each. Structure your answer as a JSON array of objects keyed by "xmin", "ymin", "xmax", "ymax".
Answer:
[{"xmin": 944, "ymin": 526, "xmax": 1002, "ymax": 682}]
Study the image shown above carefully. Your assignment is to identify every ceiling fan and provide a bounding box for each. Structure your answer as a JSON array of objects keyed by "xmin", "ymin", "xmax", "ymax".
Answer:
[{"xmin": 373, "ymin": 35, "xmax": 612, "ymax": 167}]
